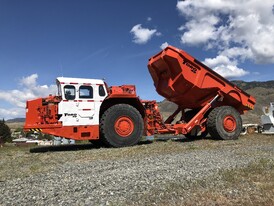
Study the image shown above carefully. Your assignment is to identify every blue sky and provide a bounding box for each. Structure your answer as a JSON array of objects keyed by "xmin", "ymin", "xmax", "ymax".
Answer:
[{"xmin": 0, "ymin": 0, "xmax": 274, "ymax": 119}]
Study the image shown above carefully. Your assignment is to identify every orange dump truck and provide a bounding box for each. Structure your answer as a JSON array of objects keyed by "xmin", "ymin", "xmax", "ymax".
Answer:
[{"xmin": 24, "ymin": 46, "xmax": 256, "ymax": 147}]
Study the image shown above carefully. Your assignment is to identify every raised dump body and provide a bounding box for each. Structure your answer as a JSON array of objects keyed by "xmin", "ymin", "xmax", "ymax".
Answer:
[
  {"xmin": 148, "ymin": 46, "xmax": 256, "ymax": 140},
  {"xmin": 148, "ymin": 46, "xmax": 255, "ymax": 114}
]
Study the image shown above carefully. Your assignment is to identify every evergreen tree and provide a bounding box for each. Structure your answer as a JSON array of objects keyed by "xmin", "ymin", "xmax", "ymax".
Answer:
[{"xmin": 0, "ymin": 119, "xmax": 12, "ymax": 143}]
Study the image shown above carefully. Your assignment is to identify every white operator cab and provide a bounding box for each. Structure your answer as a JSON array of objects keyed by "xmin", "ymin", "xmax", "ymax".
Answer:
[{"xmin": 56, "ymin": 77, "xmax": 108, "ymax": 126}]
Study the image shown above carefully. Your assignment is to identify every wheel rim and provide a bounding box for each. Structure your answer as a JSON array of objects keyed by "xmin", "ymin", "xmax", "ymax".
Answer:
[
  {"xmin": 223, "ymin": 115, "xmax": 236, "ymax": 132},
  {"xmin": 114, "ymin": 116, "xmax": 134, "ymax": 137}
]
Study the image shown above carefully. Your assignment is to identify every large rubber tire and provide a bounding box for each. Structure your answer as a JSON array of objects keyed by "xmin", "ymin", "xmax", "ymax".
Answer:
[
  {"xmin": 184, "ymin": 110, "xmax": 208, "ymax": 139},
  {"xmin": 207, "ymin": 106, "xmax": 242, "ymax": 140},
  {"xmin": 100, "ymin": 104, "xmax": 144, "ymax": 147}
]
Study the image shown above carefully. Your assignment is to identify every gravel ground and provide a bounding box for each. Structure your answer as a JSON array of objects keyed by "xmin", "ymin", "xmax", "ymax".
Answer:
[{"xmin": 0, "ymin": 135, "xmax": 274, "ymax": 205}]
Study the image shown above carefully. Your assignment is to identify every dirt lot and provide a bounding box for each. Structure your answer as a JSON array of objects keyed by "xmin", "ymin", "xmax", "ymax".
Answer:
[{"xmin": 0, "ymin": 134, "xmax": 274, "ymax": 205}]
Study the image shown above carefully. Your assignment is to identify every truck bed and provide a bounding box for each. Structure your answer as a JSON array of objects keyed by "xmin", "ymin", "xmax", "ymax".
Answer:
[{"xmin": 148, "ymin": 46, "xmax": 255, "ymax": 114}]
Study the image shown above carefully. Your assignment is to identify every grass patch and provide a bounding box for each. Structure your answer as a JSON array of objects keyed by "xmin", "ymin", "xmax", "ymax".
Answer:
[
  {"xmin": 116, "ymin": 158, "xmax": 274, "ymax": 206},
  {"xmin": 0, "ymin": 144, "xmax": 64, "ymax": 181}
]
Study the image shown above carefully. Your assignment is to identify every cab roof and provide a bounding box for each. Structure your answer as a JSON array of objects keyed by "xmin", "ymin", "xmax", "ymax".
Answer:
[{"xmin": 56, "ymin": 77, "xmax": 105, "ymax": 85}]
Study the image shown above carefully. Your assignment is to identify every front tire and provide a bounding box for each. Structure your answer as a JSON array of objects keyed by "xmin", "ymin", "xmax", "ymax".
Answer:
[
  {"xmin": 100, "ymin": 104, "xmax": 144, "ymax": 147},
  {"xmin": 207, "ymin": 106, "xmax": 242, "ymax": 140}
]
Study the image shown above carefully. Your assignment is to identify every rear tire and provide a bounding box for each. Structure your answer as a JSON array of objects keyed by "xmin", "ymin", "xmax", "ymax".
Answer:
[
  {"xmin": 207, "ymin": 106, "xmax": 242, "ymax": 140},
  {"xmin": 100, "ymin": 104, "xmax": 144, "ymax": 147}
]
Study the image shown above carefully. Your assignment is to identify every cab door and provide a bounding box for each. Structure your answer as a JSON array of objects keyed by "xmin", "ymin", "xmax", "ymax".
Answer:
[
  {"xmin": 77, "ymin": 85, "xmax": 96, "ymax": 125},
  {"xmin": 59, "ymin": 84, "xmax": 79, "ymax": 126}
]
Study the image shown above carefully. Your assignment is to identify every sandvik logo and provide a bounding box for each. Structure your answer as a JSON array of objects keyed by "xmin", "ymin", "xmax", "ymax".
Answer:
[{"xmin": 182, "ymin": 58, "xmax": 198, "ymax": 74}]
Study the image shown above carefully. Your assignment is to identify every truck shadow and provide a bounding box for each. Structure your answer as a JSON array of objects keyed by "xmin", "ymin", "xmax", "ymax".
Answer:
[
  {"xmin": 153, "ymin": 135, "xmax": 199, "ymax": 142},
  {"xmin": 29, "ymin": 144, "xmax": 101, "ymax": 153},
  {"xmin": 30, "ymin": 140, "xmax": 154, "ymax": 153},
  {"xmin": 30, "ymin": 136, "xmax": 216, "ymax": 153}
]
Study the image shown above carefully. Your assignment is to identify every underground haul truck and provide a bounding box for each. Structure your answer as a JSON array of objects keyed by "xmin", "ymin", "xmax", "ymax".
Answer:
[{"xmin": 24, "ymin": 46, "xmax": 256, "ymax": 147}]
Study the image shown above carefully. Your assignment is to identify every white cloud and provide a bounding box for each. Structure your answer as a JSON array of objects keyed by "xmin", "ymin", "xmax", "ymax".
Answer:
[
  {"xmin": 220, "ymin": 47, "xmax": 253, "ymax": 61},
  {"xmin": 0, "ymin": 74, "xmax": 56, "ymax": 119},
  {"xmin": 20, "ymin": 73, "xmax": 38, "ymax": 88},
  {"xmin": 213, "ymin": 65, "xmax": 250, "ymax": 79},
  {"xmin": 176, "ymin": 0, "xmax": 274, "ymax": 78},
  {"xmin": 204, "ymin": 55, "xmax": 249, "ymax": 79},
  {"xmin": 179, "ymin": 15, "xmax": 220, "ymax": 45},
  {"xmin": 155, "ymin": 32, "xmax": 162, "ymax": 37},
  {"xmin": 204, "ymin": 55, "xmax": 232, "ymax": 68},
  {"xmin": 178, "ymin": 25, "xmax": 184, "ymax": 31},
  {"xmin": 130, "ymin": 24, "xmax": 159, "ymax": 44},
  {"xmin": 147, "ymin": 17, "xmax": 152, "ymax": 21},
  {"xmin": 160, "ymin": 42, "xmax": 169, "ymax": 50},
  {"xmin": 0, "ymin": 108, "xmax": 25, "ymax": 119}
]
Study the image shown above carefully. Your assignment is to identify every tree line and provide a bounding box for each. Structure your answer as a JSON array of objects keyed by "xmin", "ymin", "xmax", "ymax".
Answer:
[{"xmin": 0, "ymin": 119, "xmax": 12, "ymax": 144}]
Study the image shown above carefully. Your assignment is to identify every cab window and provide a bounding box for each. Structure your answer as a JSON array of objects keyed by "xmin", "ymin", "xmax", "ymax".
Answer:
[
  {"xmin": 64, "ymin": 85, "xmax": 75, "ymax": 100},
  {"xmin": 79, "ymin": 86, "xmax": 93, "ymax": 99},
  {"xmin": 99, "ymin": 85, "xmax": 106, "ymax": 97}
]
